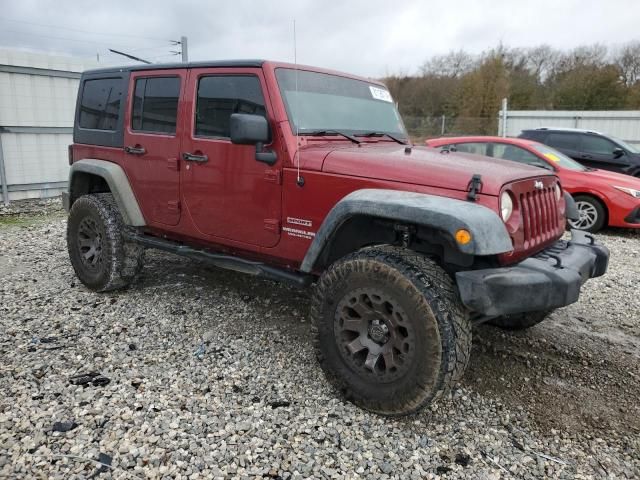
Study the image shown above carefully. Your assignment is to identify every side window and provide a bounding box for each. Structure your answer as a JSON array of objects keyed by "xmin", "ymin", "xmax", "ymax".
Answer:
[
  {"xmin": 580, "ymin": 135, "xmax": 616, "ymax": 155},
  {"xmin": 449, "ymin": 142, "xmax": 489, "ymax": 156},
  {"xmin": 79, "ymin": 78, "xmax": 123, "ymax": 130},
  {"xmin": 195, "ymin": 75, "xmax": 266, "ymax": 138},
  {"xmin": 492, "ymin": 144, "xmax": 544, "ymax": 166},
  {"xmin": 131, "ymin": 77, "xmax": 181, "ymax": 134},
  {"xmin": 546, "ymin": 133, "xmax": 579, "ymax": 150}
]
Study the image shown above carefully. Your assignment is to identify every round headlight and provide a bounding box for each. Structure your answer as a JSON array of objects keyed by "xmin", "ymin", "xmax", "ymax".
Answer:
[
  {"xmin": 555, "ymin": 183, "xmax": 562, "ymax": 201},
  {"xmin": 501, "ymin": 191, "xmax": 513, "ymax": 222}
]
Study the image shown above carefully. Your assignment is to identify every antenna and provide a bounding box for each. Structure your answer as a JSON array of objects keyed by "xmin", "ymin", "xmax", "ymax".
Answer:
[{"xmin": 293, "ymin": 19, "xmax": 303, "ymax": 186}]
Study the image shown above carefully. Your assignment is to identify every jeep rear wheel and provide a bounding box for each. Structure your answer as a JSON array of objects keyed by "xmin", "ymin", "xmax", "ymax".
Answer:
[
  {"xmin": 488, "ymin": 310, "xmax": 551, "ymax": 330},
  {"xmin": 311, "ymin": 246, "xmax": 471, "ymax": 415},
  {"xmin": 67, "ymin": 193, "xmax": 144, "ymax": 292}
]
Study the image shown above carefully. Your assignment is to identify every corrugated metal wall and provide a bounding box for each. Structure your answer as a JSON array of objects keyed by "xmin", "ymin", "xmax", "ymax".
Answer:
[
  {"xmin": 0, "ymin": 49, "xmax": 97, "ymax": 204},
  {"xmin": 500, "ymin": 110, "xmax": 640, "ymax": 145}
]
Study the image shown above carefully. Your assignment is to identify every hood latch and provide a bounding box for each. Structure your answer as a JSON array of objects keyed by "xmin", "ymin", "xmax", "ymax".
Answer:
[{"xmin": 467, "ymin": 174, "xmax": 483, "ymax": 201}]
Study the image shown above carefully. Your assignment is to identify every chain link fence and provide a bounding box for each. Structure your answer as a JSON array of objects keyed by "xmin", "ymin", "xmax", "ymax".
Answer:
[{"xmin": 404, "ymin": 116, "xmax": 499, "ymax": 143}]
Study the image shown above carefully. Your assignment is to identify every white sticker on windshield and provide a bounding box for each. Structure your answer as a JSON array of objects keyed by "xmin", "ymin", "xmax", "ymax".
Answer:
[{"xmin": 369, "ymin": 86, "xmax": 393, "ymax": 103}]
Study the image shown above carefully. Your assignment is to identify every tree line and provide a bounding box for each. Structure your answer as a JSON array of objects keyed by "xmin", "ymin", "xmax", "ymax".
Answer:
[{"xmin": 383, "ymin": 42, "xmax": 640, "ymax": 137}]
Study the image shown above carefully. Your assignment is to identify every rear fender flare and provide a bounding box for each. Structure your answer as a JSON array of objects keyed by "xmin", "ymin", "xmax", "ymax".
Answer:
[{"xmin": 67, "ymin": 159, "xmax": 145, "ymax": 226}]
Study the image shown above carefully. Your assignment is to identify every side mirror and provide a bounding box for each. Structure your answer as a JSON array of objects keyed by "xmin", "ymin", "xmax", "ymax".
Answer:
[
  {"xmin": 229, "ymin": 113, "xmax": 277, "ymax": 165},
  {"xmin": 613, "ymin": 147, "xmax": 625, "ymax": 158}
]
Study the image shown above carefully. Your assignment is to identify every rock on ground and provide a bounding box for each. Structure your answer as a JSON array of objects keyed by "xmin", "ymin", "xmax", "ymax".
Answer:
[{"xmin": 0, "ymin": 198, "xmax": 639, "ymax": 479}]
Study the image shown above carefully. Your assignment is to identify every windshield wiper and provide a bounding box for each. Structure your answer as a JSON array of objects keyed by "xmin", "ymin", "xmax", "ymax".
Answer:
[
  {"xmin": 358, "ymin": 131, "xmax": 409, "ymax": 145},
  {"xmin": 301, "ymin": 130, "xmax": 360, "ymax": 144}
]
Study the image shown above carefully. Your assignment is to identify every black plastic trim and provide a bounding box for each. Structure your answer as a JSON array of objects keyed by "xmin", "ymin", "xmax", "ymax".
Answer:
[
  {"xmin": 624, "ymin": 206, "xmax": 640, "ymax": 224},
  {"xmin": 126, "ymin": 232, "xmax": 312, "ymax": 288},
  {"xmin": 455, "ymin": 230, "xmax": 610, "ymax": 317},
  {"xmin": 83, "ymin": 60, "xmax": 265, "ymax": 75}
]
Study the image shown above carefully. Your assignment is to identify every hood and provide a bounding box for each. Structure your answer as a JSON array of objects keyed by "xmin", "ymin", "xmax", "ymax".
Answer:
[
  {"xmin": 582, "ymin": 168, "xmax": 640, "ymax": 189},
  {"xmin": 319, "ymin": 144, "xmax": 553, "ymax": 195}
]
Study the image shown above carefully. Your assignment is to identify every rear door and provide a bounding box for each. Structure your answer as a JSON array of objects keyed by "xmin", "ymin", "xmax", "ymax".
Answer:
[
  {"xmin": 123, "ymin": 70, "xmax": 186, "ymax": 226},
  {"xmin": 545, "ymin": 132, "xmax": 581, "ymax": 161},
  {"xmin": 180, "ymin": 68, "xmax": 282, "ymax": 247}
]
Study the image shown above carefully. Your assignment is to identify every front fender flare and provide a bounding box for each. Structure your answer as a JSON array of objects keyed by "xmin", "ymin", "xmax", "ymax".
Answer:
[
  {"xmin": 68, "ymin": 159, "xmax": 146, "ymax": 226},
  {"xmin": 300, "ymin": 189, "xmax": 512, "ymax": 272}
]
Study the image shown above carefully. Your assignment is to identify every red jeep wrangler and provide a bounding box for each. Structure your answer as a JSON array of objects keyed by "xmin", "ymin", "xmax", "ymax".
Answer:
[{"xmin": 64, "ymin": 60, "xmax": 609, "ymax": 415}]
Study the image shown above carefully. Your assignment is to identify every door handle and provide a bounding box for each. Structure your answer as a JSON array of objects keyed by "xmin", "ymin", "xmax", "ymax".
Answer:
[
  {"xmin": 581, "ymin": 154, "xmax": 592, "ymax": 159},
  {"xmin": 124, "ymin": 145, "xmax": 146, "ymax": 155},
  {"xmin": 182, "ymin": 152, "xmax": 208, "ymax": 163}
]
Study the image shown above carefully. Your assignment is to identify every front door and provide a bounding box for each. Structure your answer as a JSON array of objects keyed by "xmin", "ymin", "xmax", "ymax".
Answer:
[
  {"xmin": 123, "ymin": 70, "xmax": 187, "ymax": 226},
  {"xmin": 578, "ymin": 134, "xmax": 628, "ymax": 172},
  {"xmin": 180, "ymin": 68, "xmax": 282, "ymax": 247}
]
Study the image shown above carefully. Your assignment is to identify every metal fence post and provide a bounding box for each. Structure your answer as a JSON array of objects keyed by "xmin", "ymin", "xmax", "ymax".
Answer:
[
  {"xmin": 500, "ymin": 98, "xmax": 508, "ymax": 137},
  {"xmin": 441, "ymin": 115, "xmax": 445, "ymax": 135},
  {"xmin": 0, "ymin": 132, "xmax": 9, "ymax": 206}
]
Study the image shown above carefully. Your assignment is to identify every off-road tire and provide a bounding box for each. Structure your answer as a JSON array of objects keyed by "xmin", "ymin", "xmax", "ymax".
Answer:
[
  {"xmin": 67, "ymin": 193, "xmax": 144, "ymax": 292},
  {"xmin": 488, "ymin": 310, "xmax": 551, "ymax": 330},
  {"xmin": 311, "ymin": 246, "xmax": 472, "ymax": 415}
]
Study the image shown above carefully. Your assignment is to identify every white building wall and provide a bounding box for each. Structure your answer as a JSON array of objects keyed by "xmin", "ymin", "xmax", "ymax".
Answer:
[
  {"xmin": 0, "ymin": 49, "xmax": 98, "ymax": 203},
  {"xmin": 500, "ymin": 110, "xmax": 640, "ymax": 146}
]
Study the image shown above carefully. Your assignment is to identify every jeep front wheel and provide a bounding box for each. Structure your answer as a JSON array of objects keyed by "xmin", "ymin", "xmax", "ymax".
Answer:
[
  {"xmin": 67, "ymin": 193, "xmax": 144, "ymax": 292},
  {"xmin": 311, "ymin": 246, "xmax": 471, "ymax": 415}
]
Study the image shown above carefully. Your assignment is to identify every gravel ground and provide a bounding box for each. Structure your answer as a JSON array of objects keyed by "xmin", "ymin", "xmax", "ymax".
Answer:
[{"xmin": 1, "ymin": 198, "xmax": 639, "ymax": 479}]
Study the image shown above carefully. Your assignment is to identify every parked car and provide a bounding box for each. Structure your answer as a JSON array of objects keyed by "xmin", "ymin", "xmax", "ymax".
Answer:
[
  {"xmin": 64, "ymin": 61, "xmax": 608, "ymax": 415},
  {"xmin": 518, "ymin": 127, "xmax": 640, "ymax": 177},
  {"xmin": 425, "ymin": 136, "xmax": 640, "ymax": 232}
]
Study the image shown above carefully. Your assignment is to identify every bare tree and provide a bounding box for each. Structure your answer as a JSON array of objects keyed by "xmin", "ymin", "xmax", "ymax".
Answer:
[{"xmin": 615, "ymin": 41, "xmax": 640, "ymax": 86}]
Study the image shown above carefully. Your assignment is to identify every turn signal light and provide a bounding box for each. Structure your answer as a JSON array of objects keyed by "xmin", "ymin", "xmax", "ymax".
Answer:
[{"xmin": 455, "ymin": 229, "xmax": 472, "ymax": 245}]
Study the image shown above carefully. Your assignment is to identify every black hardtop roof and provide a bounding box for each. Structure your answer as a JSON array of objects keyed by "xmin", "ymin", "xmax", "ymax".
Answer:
[{"xmin": 83, "ymin": 59, "xmax": 265, "ymax": 75}]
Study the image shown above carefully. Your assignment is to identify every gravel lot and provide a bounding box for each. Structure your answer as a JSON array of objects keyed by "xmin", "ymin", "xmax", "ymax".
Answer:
[{"xmin": 1, "ymin": 198, "xmax": 639, "ymax": 479}]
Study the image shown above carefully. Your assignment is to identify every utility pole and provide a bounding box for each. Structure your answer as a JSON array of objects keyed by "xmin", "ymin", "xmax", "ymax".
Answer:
[
  {"xmin": 181, "ymin": 36, "xmax": 188, "ymax": 63},
  {"xmin": 500, "ymin": 97, "xmax": 508, "ymax": 137}
]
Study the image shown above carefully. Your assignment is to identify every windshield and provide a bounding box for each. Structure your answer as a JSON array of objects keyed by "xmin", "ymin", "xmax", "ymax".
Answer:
[
  {"xmin": 610, "ymin": 136, "xmax": 640, "ymax": 154},
  {"xmin": 275, "ymin": 68, "xmax": 408, "ymax": 139},
  {"xmin": 531, "ymin": 144, "xmax": 588, "ymax": 171}
]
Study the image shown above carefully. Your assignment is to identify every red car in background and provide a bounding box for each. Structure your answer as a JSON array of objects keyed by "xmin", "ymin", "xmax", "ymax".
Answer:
[{"xmin": 425, "ymin": 136, "xmax": 640, "ymax": 232}]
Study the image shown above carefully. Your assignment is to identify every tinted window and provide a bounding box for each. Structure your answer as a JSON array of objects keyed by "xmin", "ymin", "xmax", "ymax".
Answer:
[
  {"xmin": 493, "ymin": 143, "xmax": 546, "ymax": 167},
  {"xmin": 132, "ymin": 77, "xmax": 180, "ymax": 134},
  {"xmin": 196, "ymin": 76, "xmax": 266, "ymax": 138},
  {"xmin": 79, "ymin": 78, "xmax": 123, "ymax": 130},
  {"xmin": 546, "ymin": 133, "xmax": 579, "ymax": 150},
  {"xmin": 580, "ymin": 135, "xmax": 616, "ymax": 155},
  {"xmin": 446, "ymin": 142, "xmax": 489, "ymax": 156},
  {"xmin": 520, "ymin": 130, "xmax": 546, "ymax": 141}
]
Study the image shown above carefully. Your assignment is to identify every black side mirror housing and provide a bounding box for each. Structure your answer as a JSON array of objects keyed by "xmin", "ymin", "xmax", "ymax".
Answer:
[
  {"xmin": 229, "ymin": 113, "xmax": 277, "ymax": 165},
  {"xmin": 613, "ymin": 147, "xmax": 625, "ymax": 158},
  {"xmin": 230, "ymin": 113, "xmax": 269, "ymax": 144}
]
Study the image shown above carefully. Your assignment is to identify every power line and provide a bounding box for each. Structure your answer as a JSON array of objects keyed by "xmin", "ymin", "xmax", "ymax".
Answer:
[
  {"xmin": 0, "ymin": 16, "xmax": 171, "ymax": 42},
  {"xmin": 0, "ymin": 28, "xmax": 158, "ymax": 49}
]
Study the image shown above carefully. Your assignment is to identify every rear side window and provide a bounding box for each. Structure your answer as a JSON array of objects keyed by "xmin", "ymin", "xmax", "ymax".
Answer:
[
  {"xmin": 492, "ymin": 143, "xmax": 542, "ymax": 165},
  {"xmin": 448, "ymin": 142, "xmax": 489, "ymax": 156},
  {"xmin": 546, "ymin": 133, "xmax": 579, "ymax": 150},
  {"xmin": 132, "ymin": 77, "xmax": 181, "ymax": 134},
  {"xmin": 520, "ymin": 130, "xmax": 546, "ymax": 141},
  {"xmin": 195, "ymin": 75, "xmax": 266, "ymax": 138},
  {"xmin": 79, "ymin": 78, "xmax": 123, "ymax": 131}
]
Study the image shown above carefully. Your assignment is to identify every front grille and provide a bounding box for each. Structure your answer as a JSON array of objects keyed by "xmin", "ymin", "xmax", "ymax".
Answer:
[{"xmin": 520, "ymin": 186, "xmax": 562, "ymax": 250}]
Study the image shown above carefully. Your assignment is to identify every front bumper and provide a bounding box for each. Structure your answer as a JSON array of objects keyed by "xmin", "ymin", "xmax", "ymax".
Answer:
[{"xmin": 455, "ymin": 230, "xmax": 609, "ymax": 317}]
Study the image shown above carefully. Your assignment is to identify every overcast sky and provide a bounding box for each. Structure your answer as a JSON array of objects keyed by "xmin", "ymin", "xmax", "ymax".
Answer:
[{"xmin": 1, "ymin": 0, "xmax": 639, "ymax": 77}]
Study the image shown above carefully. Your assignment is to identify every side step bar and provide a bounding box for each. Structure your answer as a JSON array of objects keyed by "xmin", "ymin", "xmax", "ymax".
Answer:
[{"xmin": 125, "ymin": 232, "xmax": 313, "ymax": 288}]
